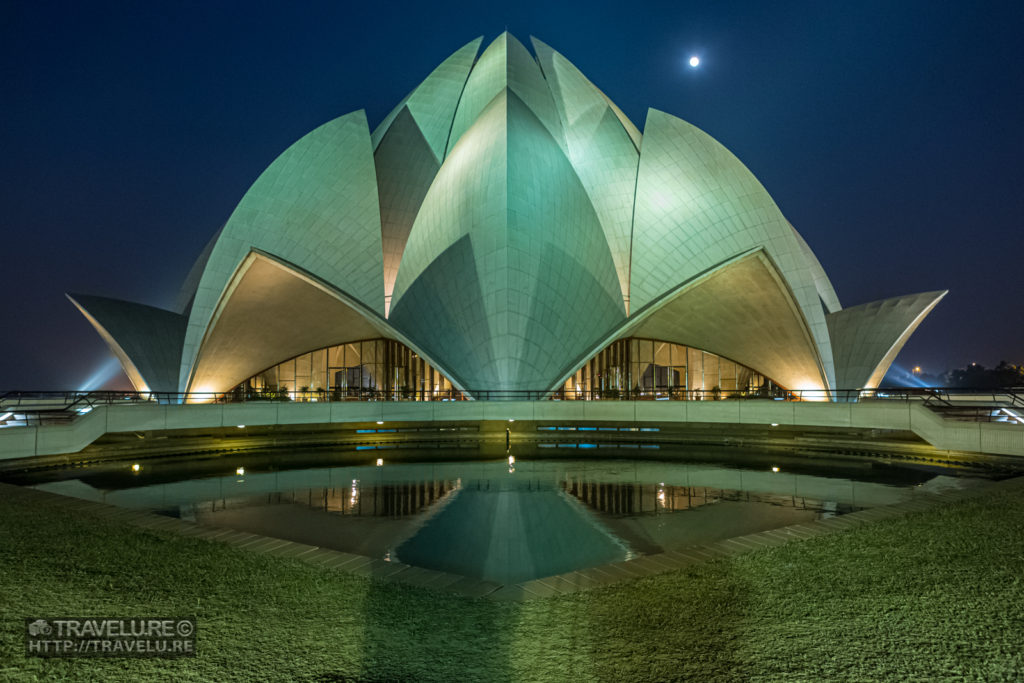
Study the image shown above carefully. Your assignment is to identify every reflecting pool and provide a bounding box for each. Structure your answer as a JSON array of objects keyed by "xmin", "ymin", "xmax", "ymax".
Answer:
[{"xmin": 9, "ymin": 450, "xmax": 999, "ymax": 584}]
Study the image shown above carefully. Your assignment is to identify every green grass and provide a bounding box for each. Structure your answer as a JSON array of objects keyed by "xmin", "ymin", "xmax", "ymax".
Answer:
[{"xmin": 1, "ymin": 488, "xmax": 1023, "ymax": 681}]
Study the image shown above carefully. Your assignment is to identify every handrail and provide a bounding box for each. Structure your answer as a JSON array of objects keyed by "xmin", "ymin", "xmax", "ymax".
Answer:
[{"xmin": 1, "ymin": 386, "xmax": 1023, "ymax": 428}]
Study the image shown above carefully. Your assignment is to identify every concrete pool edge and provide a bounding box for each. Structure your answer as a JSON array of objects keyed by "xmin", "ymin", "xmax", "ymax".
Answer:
[
  {"xmin": 5, "ymin": 475, "xmax": 1021, "ymax": 602},
  {"xmin": 3, "ymin": 399, "xmax": 1023, "ymax": 462}
]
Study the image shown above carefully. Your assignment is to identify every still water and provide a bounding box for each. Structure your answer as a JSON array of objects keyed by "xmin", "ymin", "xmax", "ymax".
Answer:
[{"xmin": 17, "ymin": 450, "xmax": 996, "ymax": 584}]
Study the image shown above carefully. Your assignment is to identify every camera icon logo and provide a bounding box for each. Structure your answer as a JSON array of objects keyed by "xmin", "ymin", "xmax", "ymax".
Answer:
[{"xmin": 27, "ymin": 619, "xmax": 52, "ymax": 637}]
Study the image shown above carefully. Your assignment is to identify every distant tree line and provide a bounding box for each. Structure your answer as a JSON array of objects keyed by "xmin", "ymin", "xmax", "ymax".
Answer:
[{"xmin": 943, "ymin": 361, "xmax": 1024, "ymax": 388}]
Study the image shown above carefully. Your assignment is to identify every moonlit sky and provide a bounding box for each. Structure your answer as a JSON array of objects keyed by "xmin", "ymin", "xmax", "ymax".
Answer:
[{"xmin": 2, "ymin": 0, "xmax": 1022, "ymax": 390}]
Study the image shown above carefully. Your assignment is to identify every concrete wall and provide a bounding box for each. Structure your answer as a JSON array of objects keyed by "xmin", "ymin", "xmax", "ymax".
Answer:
[{"xmin": 1, "ymin": 399, "xmax": 1022, "ymax": 461}]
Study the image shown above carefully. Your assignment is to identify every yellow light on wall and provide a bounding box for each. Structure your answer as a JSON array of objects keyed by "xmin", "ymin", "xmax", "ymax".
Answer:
[{"xmin": 187, "ymin": 387, "xmax": 219, "ymax": 404}]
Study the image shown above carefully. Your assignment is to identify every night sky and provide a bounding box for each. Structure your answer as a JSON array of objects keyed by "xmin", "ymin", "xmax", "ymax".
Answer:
[{"xmin": 2, "ymin": 1, "xmax": 1021, "ymax": 390}]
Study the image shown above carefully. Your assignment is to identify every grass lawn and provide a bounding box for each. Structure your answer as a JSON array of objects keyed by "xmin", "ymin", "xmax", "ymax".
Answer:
[{"xmin": 1, "ymin": 485, "xmax": 1023, "ymax": 681}]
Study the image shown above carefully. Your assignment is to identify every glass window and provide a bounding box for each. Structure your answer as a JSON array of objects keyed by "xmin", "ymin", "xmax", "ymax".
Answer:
[
  {"xmin": 687, "ymin": 347, "xmax": 704, "ymax": 393},
  {"xmin": 232, "ymin": 336, "xmax": 778, "ymax": 403},
  {"xmin": 654, "ymin": 342, "xmax": 671, "ymax": 367},
  {"xmin": 278, "ymin": 359, "xmax": 295, "ymax": 392},
  {"xmin": 328, "ymin": 345, "xmax": 344, "ymax": 370},
  {"xmin": 295, "ymin": 353, "xmax": 312, "ymax": 392},
  {"xmin": 719, "ymin": 358, "xmax": 737, "ymax": 392},
  {"xmin": 311, "ymin": 349, "xmax": 327, "ymax": 391},
  {"xmin": 703, "ymin": 352, "xmax": 720, "ymax": 395}
]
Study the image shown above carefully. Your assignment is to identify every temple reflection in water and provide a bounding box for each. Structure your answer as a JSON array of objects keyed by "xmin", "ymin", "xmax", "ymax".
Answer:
[
  {"xmin": 193, "ymin": 479, "xmax": 460, "ymax": 518},
  {"xmin": 561, "ymin": 479, "xmax": 854, "ymax": 516}
]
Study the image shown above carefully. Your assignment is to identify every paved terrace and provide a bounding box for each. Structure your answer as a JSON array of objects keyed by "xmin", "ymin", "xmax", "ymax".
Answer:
[{"xmin": 1, "ymin": 397, "xmax": 1022, "ymax": 461}]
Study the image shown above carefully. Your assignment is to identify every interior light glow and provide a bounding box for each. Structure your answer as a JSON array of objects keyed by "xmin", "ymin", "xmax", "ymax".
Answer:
[
  {"xmin": 1002, "ymin": 408, "xmax": 1024, "ymax": 425},
  {"xmin": 78, "ymin": 406, "xmax": 93, "ymax": 415},
  {"xmin": 236, "ymin": 424, "xmax": 245, "ymax": 429},
  {"xmin": 770, "ymin": 423, "xmax": 779, "ymax": 427},
  {"xmin": 131, "ymin": 463, "xmax": 140, "ymax": 473},
  {"xmin": 0, "ymin": 412, "xmax": 13, "ymax": 422},
  {"xmin": 508, "ymin": 455, "xmax": 515, "ymax": 465},
  {"xmin": 236, "ymin": 467, "xmax": 245, "ymax": 476},
  {"xmin": 772, "ymin": 466, "xmax": 780, "ymax": 473},
  {"xmin": 376, "ymin": 458, "xmax": 384, "ymax": 466},
  {"xmin": 376, "ymin": 421, "xmax": 384, "ymax": 425},
  {"xmin": 188, "ymin": 388, "xmax": 219, "ymax": 404}
]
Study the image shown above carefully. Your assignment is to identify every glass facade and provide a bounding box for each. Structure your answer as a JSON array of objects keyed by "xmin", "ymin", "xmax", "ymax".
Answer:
[
  {"xmin": 557, "ymin": 337, "xmax": 783, "ymax": 400},
  {"xmin": 235, "ymin": 338, "xmax": 461, "ymax": 401},
  {"xmin": 233, "ymin": 336, "xmax": 781, "ymax": 401}
]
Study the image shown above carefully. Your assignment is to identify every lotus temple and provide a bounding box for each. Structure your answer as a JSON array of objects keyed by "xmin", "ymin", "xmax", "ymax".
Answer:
[{"xmin": 68, "ymin": 33, "xmax": 946, "ymax": 402}]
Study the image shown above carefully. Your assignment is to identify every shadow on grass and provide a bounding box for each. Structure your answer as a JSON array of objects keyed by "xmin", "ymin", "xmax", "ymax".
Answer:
[
  {"xmin": 321, "ymin": 564, "xmax": 753, "ymax": 681},
  {"xmin": 340, "ymin": 578, "xmax": 517, "ymax": 682}
]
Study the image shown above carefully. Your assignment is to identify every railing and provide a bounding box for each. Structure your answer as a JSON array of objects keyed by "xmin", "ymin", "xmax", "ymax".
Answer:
[{"xmin": 1, "ymin": 387, "xmax": 1022, "ymax": 428}]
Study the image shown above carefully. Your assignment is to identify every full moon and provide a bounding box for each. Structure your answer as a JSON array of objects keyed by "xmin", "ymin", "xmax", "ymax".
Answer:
[{"xmin": 689, "ymin": 56, "xmax": 700, "ymax": 67}]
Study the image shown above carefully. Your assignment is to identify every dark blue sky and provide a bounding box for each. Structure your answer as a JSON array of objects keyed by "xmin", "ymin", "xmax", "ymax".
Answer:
[{"xmin": 2, "ymin": 0, "xmax": 1022, "ymax": 390}]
